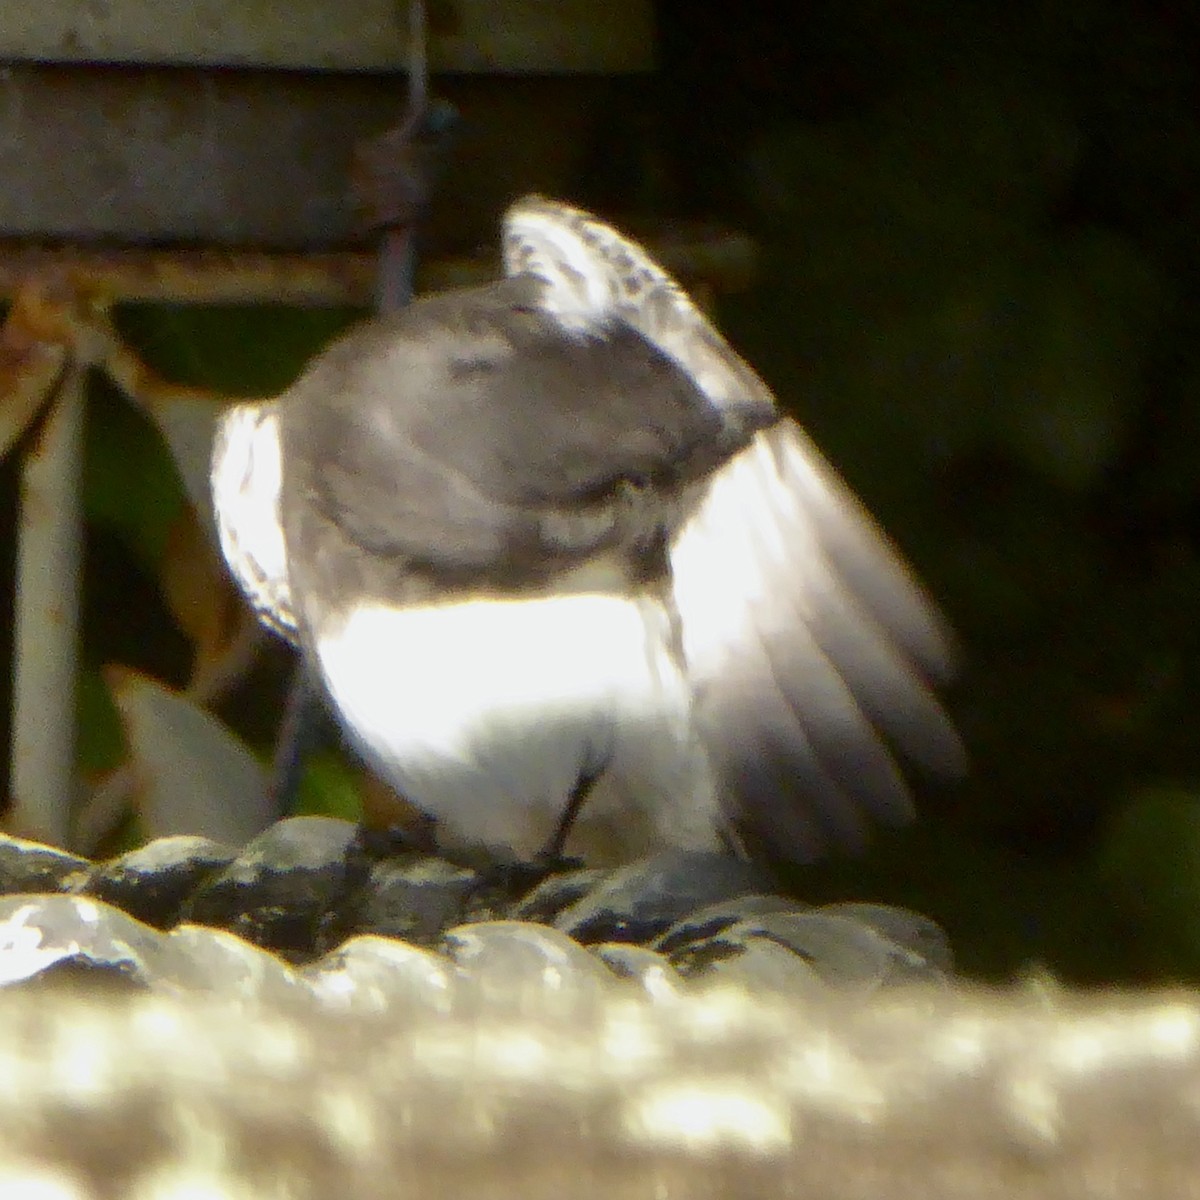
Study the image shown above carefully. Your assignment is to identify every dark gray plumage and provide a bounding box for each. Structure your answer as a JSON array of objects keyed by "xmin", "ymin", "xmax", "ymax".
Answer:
[{"xmin": 278, "ymin": 276, "xmax": 772, "ymax": 610}]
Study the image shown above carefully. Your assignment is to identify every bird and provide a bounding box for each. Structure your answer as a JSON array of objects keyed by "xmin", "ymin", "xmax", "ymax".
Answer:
[{"xmin": 210, "ymin": 195, "xmax": 964, "ymax": 867}]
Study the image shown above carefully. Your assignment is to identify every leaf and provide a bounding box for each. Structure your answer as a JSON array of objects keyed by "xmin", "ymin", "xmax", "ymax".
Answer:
[
  {"xmin": 103, "ymin": 305, "xmax": 359, "ymax": 538},
  {"xmin": 158, "ymin": 506, "xmax": 248, "ymax": 691},
  {"xmin": 994, "ymin": 231, "xmax": 1165, "ymax": 492},
  {"xmin": 105, "ymin": 666, "xmax": 279, "ymax": 845},
  {"xmin": 1095, "ymin": 787, "xmax": 1200, "ymax": 979},
  {"xmin": 148, "ymin": 390, "xmax": 226, "ymax": 531},
  {"xmin": 77, "ymin": 668, "xmax": 127, "ymax": 780},
  {"xmin": 83, "ymin": 374, "xmax": 187, "ymax": 572},
  {"xmin": 112, "ymin": 304, "xmax": 360, "ymax": 395},
  {"xmin": 295, "ymin": 751, "xmax": 365, "ymax": 823},
  {"xmin": 89, "ymin": 310, "xmax": 233, "ymax": 532}
]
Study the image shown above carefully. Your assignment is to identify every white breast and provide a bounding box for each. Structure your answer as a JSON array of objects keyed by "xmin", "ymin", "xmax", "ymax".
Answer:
[{"xmin": 314, "ymin": 591, "xmax": 722, "ymax": 862}]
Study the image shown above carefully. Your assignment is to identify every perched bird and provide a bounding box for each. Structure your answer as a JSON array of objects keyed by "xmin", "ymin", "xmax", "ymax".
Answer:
[{"xmin": 211, "ymin": 196, "xmax": 963, "ymax": 866}]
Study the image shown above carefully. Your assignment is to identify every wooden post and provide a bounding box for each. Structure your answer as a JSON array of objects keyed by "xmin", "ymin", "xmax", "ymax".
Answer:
[{"xmin": 10, "ymin": 366, "xmax": 87, "ymax": 845}]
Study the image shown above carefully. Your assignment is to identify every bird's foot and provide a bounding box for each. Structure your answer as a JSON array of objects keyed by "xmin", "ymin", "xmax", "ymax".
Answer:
[{"xmin": 472, "ymin": 852, "xmax": 587, "ymax": 906}]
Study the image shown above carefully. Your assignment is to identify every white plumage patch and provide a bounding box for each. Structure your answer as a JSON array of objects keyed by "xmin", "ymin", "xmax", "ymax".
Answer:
[
  {"xmin": 315, "ymin": 593, "xmax": 720, "ymax": 862},
  {"xmin": 670, "ymin": 434, "xmax": 793, "ymax": 679},
  {"xmin": 501, "ymin": 200, "xmax": 616, "ymax": 336},
  {"xmin": 210, "ymin": 401, "xmax": 295, "ymax": 639},
  {"xmin": 669, "ymin": 419, "xmax": 961, "ymax": 858}
]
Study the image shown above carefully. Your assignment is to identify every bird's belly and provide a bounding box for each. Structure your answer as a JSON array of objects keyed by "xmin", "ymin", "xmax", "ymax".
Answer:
[{"xmin": 313, "ymin": 592, "xmax": 722, "ymax": 862}]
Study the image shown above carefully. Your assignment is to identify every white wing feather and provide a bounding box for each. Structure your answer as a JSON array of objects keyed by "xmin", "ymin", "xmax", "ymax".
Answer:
[
  {"xmin": 670, "ymin": 421, "xmax": 964, "ymax": 860},
  {"xmin": 503, "ymin": 194, "xmax": 775, "ymax": 434},
  {"xmin": 210, "ymin": 400, "xmax": 297, "ymax": 640}
]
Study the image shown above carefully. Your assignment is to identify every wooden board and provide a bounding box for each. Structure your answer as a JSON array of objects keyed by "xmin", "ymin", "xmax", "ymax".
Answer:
[
  {"xmin": 0, "ymin": 0, "xmax": 654, "ymax": 72},
  {"xmin": 0, "ymin": 68, "xmax": 624, "ymax": 246}
]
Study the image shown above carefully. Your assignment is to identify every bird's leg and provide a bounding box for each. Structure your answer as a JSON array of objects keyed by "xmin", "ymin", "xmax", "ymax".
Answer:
[
  {"xmin": 538, "ymin": 767, "xmax": 603, "ymax": 866},
  {"xmin": 469, "ymin": 770, "xmax": 597, "ymax": 902},
  {"xmin": 267, "ymin": 662, "xmax": 321, "ymax": 815}
]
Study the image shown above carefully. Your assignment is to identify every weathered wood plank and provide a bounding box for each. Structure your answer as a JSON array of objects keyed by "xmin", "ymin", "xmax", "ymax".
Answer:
[
  {"xmin": 0, "ymin": 68, "xmax": 616, "ymax": 246},
  {"xmin": 0, "ymin": 0, "xmax": 654, "ymax": 72}
]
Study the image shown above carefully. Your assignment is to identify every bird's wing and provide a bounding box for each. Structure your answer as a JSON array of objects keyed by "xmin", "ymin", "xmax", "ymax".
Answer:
[
  {"xmin": 670, "ymin": 419, "xmax": 965, "ymax": 863},
  {"xmin": 503, "ymin": 198, "xmax": 963, "ymax": 861},
  {"xmin": 502, "ymin": 194, "xmax": 776, "ymax": 438},
  {"xmin": 210, "ymin": 399, "xmax": 298, "ymax": 640}
]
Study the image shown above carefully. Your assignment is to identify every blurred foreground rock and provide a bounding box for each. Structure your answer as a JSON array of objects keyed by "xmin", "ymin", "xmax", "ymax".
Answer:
[
  {"xmin": 0, "ymin": 983, "xmax": 1197, "ymax": 1198},
  {"xmin": 1, "ymin": 821, "xmax": 1197, "ymax": 1195},
  {"xmin": 0, "ymin": 820, "xmax": 951, "ymax": 999}
]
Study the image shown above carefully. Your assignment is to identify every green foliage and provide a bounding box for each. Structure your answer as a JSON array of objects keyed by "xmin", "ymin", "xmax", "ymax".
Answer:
[
  {"xmin": 744, "ymin": 107, "xmax": 1165, "ymax": 496},
  {"xmin": 83, "ymin": 374, "xmax": 187, "ymax": 574},
  {"xmin": 112, "ymin": 305, "xmax": 361, "ymax": 396},
  {"xmin": 77, "ymin": 668, "xmax": 126, "ymax": 778},
  {"xmin": 994, "ymin": 231, "xmax": 1165, "ymax": 491},
  {"xmin": 76, "ymin": 307, "xmax": 365, "ymax": 847},
  {"xmin": 295, "ymin": 752, "xmax": 366, "ymax": 824},
  {"xmin": 724, "ymin": 23, "xmax": 1200, "ymax": 984},
  {"xmin": 1096, "ymin": 788, "xmax": 1200, "ymax": 979}
]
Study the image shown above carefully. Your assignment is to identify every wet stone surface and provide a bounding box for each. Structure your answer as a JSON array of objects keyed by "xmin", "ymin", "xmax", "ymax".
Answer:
[
  {"xmin": 670, "ymin": 906, "xmax": 951, "ymax": 994},
  {"xmin": 509, "ymin": 864, "xmax": 611, "ymax": 924},
  {"xmin": 0, "ymin": 823, "xmax": 955, "ymax": 1006},
  {"xmin": 0, "ymin": 835, "xmax": 90, "ymax": 895},
  {"xmin": 81, "ymin": 836, "xmax": 237, "ymax": 930},
  {"xmin": 182, "ymin": 817, "xmax": 370, "ymax": 961},
  {"xmin": 549, "ymin": 851, "xmax": 773, "ymax": 945},
  {"xmin": 332, "ymin": 855, "xmax": 483, "ymax": 948}
]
